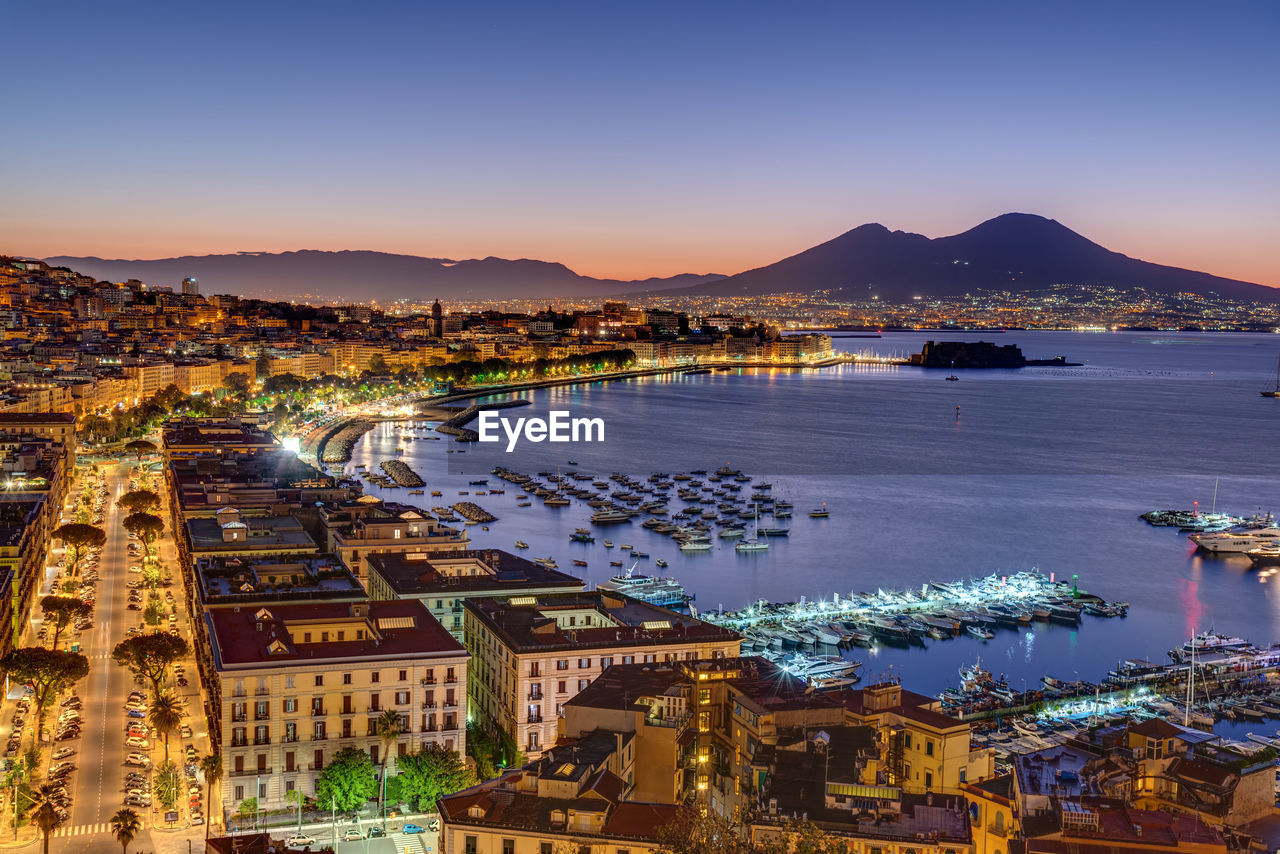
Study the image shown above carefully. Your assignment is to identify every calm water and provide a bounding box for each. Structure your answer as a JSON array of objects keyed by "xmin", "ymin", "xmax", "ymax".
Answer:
[{"xmin": 343, "ymin": 331, "xmax": 1280, "ymax": 698}]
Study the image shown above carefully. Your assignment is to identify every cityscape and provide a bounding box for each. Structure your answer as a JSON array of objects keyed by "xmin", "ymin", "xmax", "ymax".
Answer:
[{"xmin": 3, "ymin": 3, "xmax": 1280, "ymax": 854}]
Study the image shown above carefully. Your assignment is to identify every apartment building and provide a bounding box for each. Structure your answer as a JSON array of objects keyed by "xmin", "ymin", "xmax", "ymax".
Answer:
[
  {"xmin": 463, "ymin": 592, "xmax": 740, "ymax": 758},
  {"xmin": 364, "ymin": 548, "xmax": 584, "ymax": 638},
  {"xmin": 320, "ymin": 499, "xmax": 470, "ymax": 584},
  {"xmin": 204, "ymin": 600, "xmax": 469, "ymax": 815}
]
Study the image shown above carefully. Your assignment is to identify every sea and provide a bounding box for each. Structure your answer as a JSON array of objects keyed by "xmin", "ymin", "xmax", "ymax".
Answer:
[{"xmin": 341, "ymin": 330, "xmax": 1280, "ymax": 727}]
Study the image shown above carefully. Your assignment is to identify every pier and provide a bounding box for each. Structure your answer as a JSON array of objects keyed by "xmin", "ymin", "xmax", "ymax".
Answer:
[{"xmin": 436, "ymin": 399, "xmax": 532, "ymax": 441}]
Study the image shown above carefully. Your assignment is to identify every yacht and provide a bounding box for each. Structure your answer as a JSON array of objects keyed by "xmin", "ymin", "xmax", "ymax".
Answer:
[
  {"xmin": 718, "ymin": 527, "xmax": 745, "ymax": 539},
  {"xmin": 679, "ymin": 540, "xmax": 712, "ymax": 552},
  {"xmin": 514, "ymin": 540, "xmax": 529, "ymax": 549},
  {"xmin": 735, "ymin": 539, "xmax": 769, "ymax": 552},
  {"xmin": 1169, "ymin": 630, "xmax": 1252, "ymax": 661},
  {"xmin": 1191, "ymin": 528, "xmax": 1280, "ymax": 553},
  {"xmin": 591, "ymin": 509, "xmax": 633, "ymax": 524},
  {"xmin": 603, "ymin": 540, "xmax": 614, "ymax": 548},
  {"xmin": 597, "ymin": 565, "xmax": 693, "ymax": 608},
  {"xmin": 967, "ymin": 625, "xmax": 995, "ymax": 640}
]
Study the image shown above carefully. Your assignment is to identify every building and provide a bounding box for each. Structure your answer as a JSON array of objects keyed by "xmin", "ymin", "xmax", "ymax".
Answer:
[
  {"xmin": 364, "ymin": 549, "xmax": 585, "ymax": 637},
  {"xmin": 0, "ymin": 412, "xmax": 76, "ymax": 459},
  {"xmin": 438, "ymin": 737, "xmax": 681, "ymax": 854},
  {"xmin": 183, "ymin": 276, "xmax": 199, "ymax": 296},
  {"xmin": 464, "ymin": 592, "xmax": 740, "ymax": 758},
  {"xmin": 320, "ymin": 499, "xmax": 470, "ymax": 584},
  {"xmin": 204, "ymin": 600, "xmax": 469, "ymax": 816},
  {"xmin": 162, "ymin": 416, "xmax": 280, "ymax": 460},
  {"xmin": 193, "ymin": 553, "xmax": 366, "ymax": 610}
]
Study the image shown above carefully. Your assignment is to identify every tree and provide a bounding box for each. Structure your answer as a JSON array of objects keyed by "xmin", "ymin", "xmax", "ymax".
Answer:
[
  {"xmin": 117, "ymin": 489, "xmax": 160, "ymax": 515},
  {"xmin": 30, "ymin": 782, "xmax": 66, "ymax": 854},
  {"xmin": 122, "ymin": 512, "xmax": 164, "ymax": 558},
  {"xmin": 143, "ymin": 595, "xmax": 165, "ymax": 627},
  {"xmin": 154, "ymin": 760, "xmax": 182, "ymax": 811},
  {"xmin": 255, "ymin": 352, "xmax": 272, "ymax": 381},
  {"xmin": 367, "ymin": 354, "xmax": 389, "ymax": 374},
  {"xmin": 263, "ymin": 372, "xmax": 303, "ymax": 394},
  {"xmin": 110, "ymin": 808, "xmax": 141, "ymax": 854},
  {"xmin": 200, "ymin": 752, "xmax": 222, "ymax": 840},
  {"xmin": 394, "ymin": 744, "xmax": 476, "ymax": 813},
  {"xmin": 39, "ymin": 596, "xmax": 93, "ymax": 650},
  {"xmin": 315, "ymin": 747, "xmax": 378, "ymax": 813},
  {"xmin": 52, "ymin": 523, "xmax": 105, "ymax": 578},
  {"xmin": 0, "ymin": 649, "xmax": 89, "ymax": 748},
  {"xmin": 375, "ymin": 708, "xmax": 403, "ymax": 819},
  {"xmin": 111, "ymin": 632, "xmax": 189, "ymax": 696},
  {"xmin": 223, "ymin": 371, "xmax": 252, "ymax": 397},
  {"xmin": 124, "ymin": 439, "xmax": 157, "ymax": 462},
  {"xmin": 148, "ymin": 691, "xmax": 183, "ymax": 764}
]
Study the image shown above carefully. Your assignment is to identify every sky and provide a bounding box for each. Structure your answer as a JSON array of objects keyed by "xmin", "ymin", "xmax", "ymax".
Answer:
[{"xmin": 2, "ymin": 0, "xmax": 1278, "ymax": 285}]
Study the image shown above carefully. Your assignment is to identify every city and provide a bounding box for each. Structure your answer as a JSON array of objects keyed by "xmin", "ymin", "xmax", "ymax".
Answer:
[{"xmin": 3, "ymin": 3, "xmax": 1280, "ymax": 854}]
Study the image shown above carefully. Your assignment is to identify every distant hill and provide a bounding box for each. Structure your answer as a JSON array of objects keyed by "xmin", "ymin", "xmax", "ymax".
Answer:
[
  {"xmin": 653, "ymin": 213, "xmax": 1279, "ymax": 302},
  {"xmin": 42, "ymin": 249, "xmax": 726, "ymax": 301}
]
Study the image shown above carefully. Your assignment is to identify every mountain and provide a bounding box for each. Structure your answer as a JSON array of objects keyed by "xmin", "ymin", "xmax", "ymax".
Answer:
[
  {"xmin": 656, "ymin": 213, "xmax": 1278, "ymax": 302},
  {"xmin": 42, "ymin": 249, "xmax": 726, "ymax": 301}
]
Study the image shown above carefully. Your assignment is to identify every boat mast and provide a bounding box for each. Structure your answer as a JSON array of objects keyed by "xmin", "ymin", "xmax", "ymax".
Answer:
[{"xmin": 1184, "ymin": 631, "xmax": 1195, "ymax": 727}]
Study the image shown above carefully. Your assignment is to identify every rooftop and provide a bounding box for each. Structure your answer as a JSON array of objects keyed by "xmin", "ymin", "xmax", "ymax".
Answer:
[
  {"xmin": 463, "ymin": 591, "xmax": 740, "ymax": 654},
  {"xmin": 366, "ymin": 549, "xmax": 585, "ymax": 597},
  {"xmin": 195, "ymin": 553, "xmax": 365, "ymax": 605},
  {"xmin": 206, "ymin": 599, "xmax": 465, "ymax": 669},
  {"xmin": 186, "ymin": 513, "xmax": 317, "ymax": 553}
]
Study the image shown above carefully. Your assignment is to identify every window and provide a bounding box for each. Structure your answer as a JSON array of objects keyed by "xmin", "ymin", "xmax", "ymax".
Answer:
[
  {"xmin": 959, "ymin": 768, "xmax": 967, "ymax": 783},
  {"xmin": 446, "ymin": 667, "xmax": 456, "ymax": 682},
  {"xmin": 314, "ymin": 675, "xmax": 324, "ymax": 687},
  {"xmin": 395, "ymin": 691, "xmax": 410, "ymax": 705},
  {"xmin": 904, "ymin": 733, "xmax": 912, "ymax": 750},
  {"xmin": 926, "ymin": 740, "xmax": 934, "ymax": 756},
  {"xmin": 343, "ymin": 673, "xmax": 352, "ymax": 685},
  {"xmin": 283, "ymin": 699, "xmax": 297, "ymax": 714},
  {"xmin": 321, "ymin": 632, "xmax": 329, "ymax": 642},
  {"xmin": 234, "ymin": 785, "xmax": 244, "ymax": 801},
  {"xmin": 465, "ymin": 837, "xmax": 477, "ymax": 854},
  {"xmin": 699, "ymin": 689, "xmax": 710, "ymax": 704},
  {"xmin": 622, "ymin": 655, "xmax": 634, "ymax": 664},
  {"xmin": 541, "ymin": 844, "xmax": 553, "ymax": 854},
  {"xmin": 925, "ymin": 771, "xmax": 934, "ymax": 789},
  {"xmin": 578, "ymin": 658, "xmax": 590, "ymax": 668},
  {"xmin": 256, "ymin": 701, "xmax": 269, "ymax": 719},
  {"xmin": 313, "ymin": 721, "xmax": 326, "ymax": 739},
  {"xmin": 399, "ymin": 670, "xmax": 407, "ymax": 681},
  {"xmin": 285, "ymin": 722, "xmax": 297, "ymax": 743},
  {"xmin": 314, "ymin": 749, "xmax": 324, "ymax": 769},
  {"xmin": 578, "ymin": 679, "xmax": 589, "ymax": 691},
  {"xmin": 303, "ymin": 633, "xmax": 312, "ymax": 643},
  {"xmin": 557, "ymin": 681, "xmax": 566, "ymax": 693},
  {"xmin": 337, "ymin": 631, "xmax": 345, "ymax": 641},
  {"xmin": 372, "ymin": 672, "xmax": 380, "ymax": 683},
  {"xmin": 285, "ymin": 676, "xmax": 295, "ymax": 689},
  {"xmin": 285, "ymin": 776, "xmax": 295, "ymax": 788},
  {"xmin": 600, "ymin": 656, "xmax": 612, "ymax": 668},
  {"xmin": 556, "ymin": 659, "xmax": 569, "ymax": 671},
  {"xmin": 643, "ymin": 654, "xmax": 656, "ymax": 663},
  {"xmin": 502, "ymin": 840, "xmax": 514, "ymax": 854}
]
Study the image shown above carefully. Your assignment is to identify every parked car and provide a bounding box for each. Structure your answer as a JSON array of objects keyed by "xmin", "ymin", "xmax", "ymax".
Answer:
[
  {"xmin": 125, "ymin": 753, "xmax": 150, "ymax": 767},
  {"xmin": 51, "ymin": 747, "xmax": 75, "ymax": 761},
  {"xmin": 365, "ymin": 827, "xmax": 385, "ymax": 838},
  {"xmin": 123, "ymin": 795, "xmax": 151, "ymax": 807},
  {"xmin": 427, "ymin": 818, "xmax": 441, "ymax": 832},
  {"xmin": 341, "ymin": 830, "xmax": 363, "ymax": 842},
  {"xmin": 49, "ymin": 762, "xmax": 75, "ymax": 776},
  {"xmin": 285, "ymin": 836, "xmax": 316, "ymax": 848},
  {"xmin": 125, "ymin": 736, "xmax": 149, "ymax": 749},
  {"xmin": 402, "ymin": 824, "xmax": 424, "ymax": 834}
]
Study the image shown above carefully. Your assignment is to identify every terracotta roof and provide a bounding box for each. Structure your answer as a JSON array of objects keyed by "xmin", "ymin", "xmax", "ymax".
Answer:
[
  {"xmin": 1128, "ymin": 718, "xmax": 1185, "ymax": 739},
  {"xmin": 601, "ymin": 803, "xmax": 683, "ymax": 839}
]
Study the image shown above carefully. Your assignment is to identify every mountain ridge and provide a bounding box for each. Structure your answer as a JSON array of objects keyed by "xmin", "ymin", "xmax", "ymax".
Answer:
[{"xmin": 45, "ymin": 214, "xmax": 1277, "ymax": 303}]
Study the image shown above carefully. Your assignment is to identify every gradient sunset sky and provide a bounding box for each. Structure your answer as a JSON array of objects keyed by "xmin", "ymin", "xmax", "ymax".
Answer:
[{"xmin": 3, "ymin": 1, "xmax": 1278, "ymax": 285}]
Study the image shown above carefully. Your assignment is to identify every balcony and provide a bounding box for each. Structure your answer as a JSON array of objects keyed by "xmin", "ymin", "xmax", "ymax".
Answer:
[
  {"xmin": 422, "ymin": 701, "xmax": 437, "ymax": 709},
  {"xmin": 231, "ymin": 689, "xmax": 247, "ymax": 698},
  {"xmin": 987, "ymin": 823, "xmax": 1008, "ymax": 839},
  {"xmin": 255, "ymin": 687, "xmax": 271, "ymax": 696},
  {"xmin": 527, "ymin": 692, "xmax": 543, "ymax": 702},
  {"xmin": 311, "ymin": 734, "xmax": 328, "ymax": 742},
  {"xmin": 230, "ymin": 739, "xmax": 248, "ymax": 748},
  {"xmin": 282, "ymin": 735, "xmax": 299, "ymax": 744},
  {"xmin": 528, "ymin": 716, "xmax": 543, "ymax": 724},
  {"xmin": 367, "ymin": 706, "xmax": 383, "ymax": 714},
  {"xmin": 254, "ymin": 714, "xmax": 270, "ymax": 722},
  {"xmin": 229, "ymin": 767, "xmax": 270, "ymax": 778},
  {"xmin": 311, "ymin": 708, "xmax": 327, "ymax": 717},
  {"xmin": 231, "ymin": 714, "xmax": 248, "ymax": 723},
  {"xmin": 254, "ymin": 737, "xmax": 271, "ymax": 746},
  {"xmin": 443, "ymin": 701, "xmax": 457, "ymax": 709}
]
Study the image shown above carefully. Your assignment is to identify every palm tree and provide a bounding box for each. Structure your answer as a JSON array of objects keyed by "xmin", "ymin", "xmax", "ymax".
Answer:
[
  {"xmin": 110, "ymin": 808, "xmax": 141, "ymax": 854},
  {"xmin": 147, "ymin": 691, "xmax": 183, "ymax": 764},
  {"xmin": 374, "ymin": 709, "xmax": 403, "ymax": 822},
  {"xmin": 30, "ymin": 783, "xmax": 66, "ymax": 854},
  {"xmin": 199, "ymin": 752, "xmax": 222, "ymax": 840}
]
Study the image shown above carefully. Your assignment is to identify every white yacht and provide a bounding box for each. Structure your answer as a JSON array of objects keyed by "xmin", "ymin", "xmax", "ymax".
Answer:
[{"xmin": 1190, "ymin": 528, "xmax": 1280, "ymax": 553}]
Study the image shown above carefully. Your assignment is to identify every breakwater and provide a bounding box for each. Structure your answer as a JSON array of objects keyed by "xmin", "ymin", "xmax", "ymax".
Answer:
[
  {"xmin": 453, "ymin": 502, "xmax": 497, "ymax": 522},
  {"xmin": 316, "ymin": 419, "xmax": 375, "ymax": 464},
  {"xmin": 435, "ymin": 399, "xmax": 532, "ymax": 441},
  {"xmin": 379, "ymin": 459, "xmax": 424, "ymax": 487}
]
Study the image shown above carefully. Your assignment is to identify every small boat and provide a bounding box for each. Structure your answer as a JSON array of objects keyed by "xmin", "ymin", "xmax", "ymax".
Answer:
[
  {"xmin": 1263, "ymin": 355, "xmax": 1280, "ymax": 398},
  {"xmin": 631, "ymin": 551, "xmax": 649, "ymax": 559},
  {"xmin": 515, "ymin": 541, "xmax": 529, "ymax": 549},
  {"xmin": 679, "ymin": 541, "xmax": 712, "ymax": 552},
  {"xmin": 610, "ymin": 560, "xmax": 623, "ymax": 567},
  {"xmin": 568, "ymin": 460, "xmax": 579, "ymax": 465},
  {"xmin": 655, "ymin": 559, "xmax": 668, "ymax": 568},
  {"xmin": 735, "ymin": 539, "xmax": 769, "ymax": 552},
  {"xmin": 967, "ymin": 626, "xmax": 995, "ymax": 640},
  {"xmin": 408, "ymin": 489, "xmax": 424, "ymax": 495},
  {"xmin": 603, "ymin": 540, "xmax": 614, "ymax": 548},
  {"xmin": 809, "ymin": 503, "xmax": 829, "ymax": 518},
  {"xmin": 573, "ymin": 560, "xmax": 588, "ymax": 567},
  {"xmin": 431, "ymin": 491, "xmax": 442, "ymax": 496},
  {"xmin": 517, "ymin": 501, "xmax": 532, "ymax": 507}
]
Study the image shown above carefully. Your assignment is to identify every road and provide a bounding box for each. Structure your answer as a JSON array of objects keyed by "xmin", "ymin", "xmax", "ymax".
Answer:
[{"xmin": 44, "ymin": 461, "xmax": 209, "ymax": 854}]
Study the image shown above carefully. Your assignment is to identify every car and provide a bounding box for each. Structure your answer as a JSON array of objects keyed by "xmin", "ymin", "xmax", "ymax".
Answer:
[
  {"xmin": 190, "ymin": 815, "xmax": 204, "ymax": 826},
  {"xmin": 365, "ymin": 827, "xmax": 385, "ymax": 839},
  {"xmin": 127, "ymin": 603, "xmax": 142, "ymax": 610},
  {"xmin": 127, "ymin": 581, "xmax": 142, "ymax": 589},
  {"xmin": 49, "ymin": 766, "xmax": 75, "ymax": 779},
  {"xmin": 61, "ymin": 696, "xmax": 81, "ymax": 707},
  {"xmin": 56, "ymin": 730, "xmax": 80, "ymax": 741},
  {"xmin": 340, "ymin": 830, "xmax": 363, "ymax": 842},
  {"xmin": 126, "ymin": 709, "xmax": 146, "ymax": 719},
  {"xmin": 180, "ymin": 725, "xmax": 193, "ymax": 738},
  {"xmin": 125, "ymin": 774, "xmax": 148, "ymax": 784},
  {"xmin": 123, "ymin": 795, "xmax": 151, "ymax": 807},
  {"xmin": 52, "ymin": 747, "xmax": 75, "ymax": 760},
  {"xmin": 128, "ymin": 565, "xmax": 142, "ymax": 573},
  {"xmin": 125, "ymin": 736, "xmax": 151, "ymax": 750},
  {"xmin": 427, "ymin": 819, "xmax": 441, "ymax": 832},
  {"xmin": 285, "ymin": 836, "xmax": 316, "ymax": 848},
  {"xmin": 125, "ymin": 753, "xmax": 150, "ymax": 767},
  {"xmin": 185, "ymin": 745, "xmax": 197, "ymax": 760},
  {"xmin": 49, "ymin": 762, "xmax": 75, "ymax": 775},
  {"xmin": 401, "ymin": 824, "xmax": 424, "ymax": 834},
  {"xmin": 126, "ymin": 787, "xmax": 150, "ymax": 798}
]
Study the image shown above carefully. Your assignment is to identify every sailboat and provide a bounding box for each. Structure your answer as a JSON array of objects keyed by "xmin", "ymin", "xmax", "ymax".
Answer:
[
  {"xmin": 946, "ymin": 359, "xmax": 959, "ymax": 382},
  {"xmin": 736, "ymin": 505, "xmax": 769, "ymax": 552},
  {"xmin": 1262, "ymin": 355, "xmax": 1280, "ymax": 398}
]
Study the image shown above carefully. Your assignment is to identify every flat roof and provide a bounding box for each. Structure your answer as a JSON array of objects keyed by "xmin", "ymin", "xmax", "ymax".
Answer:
[
  {"xmin": 366, "ymin": 549, "xmax": 585, "ymax": 597},
  {"xmin": 186, "ymin": 515, "xmax": 317, "ymax": 552},
  {"xmin": 464, "ymin": 591, "xmax": 740, "ymax": 654},
  {"xmin": 196, "ymin": 553, "xmax": 366, "ymax": 605}
]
